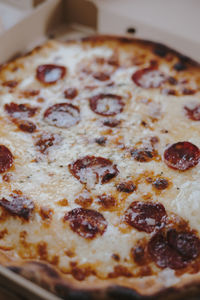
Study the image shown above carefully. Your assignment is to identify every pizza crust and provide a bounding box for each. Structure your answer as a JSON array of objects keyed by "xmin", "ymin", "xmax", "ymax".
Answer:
[{"xmin": 0, "ymin": 35, "xmax": 200, "ymax": 299}]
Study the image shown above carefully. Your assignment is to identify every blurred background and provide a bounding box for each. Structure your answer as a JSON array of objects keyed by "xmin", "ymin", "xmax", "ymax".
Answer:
[{"xmin": 0, "ymin": 0, "xmax": 200, "ymax": 60}]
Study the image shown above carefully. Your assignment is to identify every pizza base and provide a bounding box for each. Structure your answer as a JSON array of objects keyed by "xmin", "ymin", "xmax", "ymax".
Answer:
[{"xmin": 0, "ymin": 35, "xmax": 200, "ymax": 299}]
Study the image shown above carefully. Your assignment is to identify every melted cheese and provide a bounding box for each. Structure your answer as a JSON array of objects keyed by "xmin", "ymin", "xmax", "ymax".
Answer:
[{"xmin": 0, "ymin": 38, "xmax": 200, "ymax": 294}]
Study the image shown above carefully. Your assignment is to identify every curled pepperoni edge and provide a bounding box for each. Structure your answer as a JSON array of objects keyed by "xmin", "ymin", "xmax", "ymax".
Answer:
[
  {"xmin": 124, "ymin": 201, "xmax": 167, "ymax": 233},
  {"xmin": 132, "ymin": 67, "xmax": 166, "ymax": 89},
  {"xmin": 36, "ymin": 64, "xmax": 66, "ymax": 84},
  {"xmin": 63, "ymin": 207, "xmax": 108, "ymax": 239},
  {"xmin": 43, "ymin": 103, "xmax": 80, "ymax": 128},
  {"xmin": 89, "ymin": 93, "xmax": 124, "ymax": 116},
  {"xmin": 148, "ymin": 229, "xmax": 200, "ymax": 270},
  {"xmin": 69, "ymin": 155, "xmax": 119, "ymax": 185}
]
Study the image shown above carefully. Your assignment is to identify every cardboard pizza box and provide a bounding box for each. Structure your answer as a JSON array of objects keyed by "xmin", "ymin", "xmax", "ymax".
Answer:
[{"xmin": 0, "ymin": 0, "xmax": 199, "ymax": 299}]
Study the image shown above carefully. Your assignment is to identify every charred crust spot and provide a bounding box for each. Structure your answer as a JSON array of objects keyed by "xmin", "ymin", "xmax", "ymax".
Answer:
[
  {"xmin": 64, "ymin": 208, "xmax": 108, "ymax": 239},
  {"xmin": 64, "ymin": 88, "xmax": 78, "ymax": 99},
  {"xmin": 69, "ymin": 156, "xmax": 119, "ymax": 185},
  {"xmin": 26, "ymin": 261, "xmax": 60, "ymax": 279},
  {"xmin": 0, "ymin": 191, "xmax": 34, "ymax": 220},
  {"xmin": 152, "ymin": 178, "xmax": 169, "ymax": 190},
  {"xmin": 71, "ymin": 265, "xmax": 96, "ymax": 281},
  {"xmin": 173, "ymin": 62, "xmax": 187, "ymax": 71},
  {"xmin": 103, "ymin": 119, "xmax": 121, "ymax": 127},
  {"xmin": 154, "ymin": 44, "xmax": 168, "ymax": 57},
  {"xmin": 116, "ymin": 181, "xmax": 136, "ymax": 193},
  {"xmin": 97, "ymin": 194, "xmax": 117, "ymax": 209},
  {"xmin": 95, "ymin": 136, "xmax": 107, "ymax": 146},
  {"xmin": 0, "ymin": 145, "xmax": 13, "ymax": 173},
  {"xmin": 124, "ymin": 201, "xmax": 167, "ymax": 233},
  {"xmin": 108, "ymin": 265, "xmax": 133, "ymax": 278}
]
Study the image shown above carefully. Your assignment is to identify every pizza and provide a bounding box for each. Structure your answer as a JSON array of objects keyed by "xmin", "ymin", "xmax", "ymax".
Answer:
[{"xmin": 0, "ymin": 35, "xmax": 200, "ymax": 299}]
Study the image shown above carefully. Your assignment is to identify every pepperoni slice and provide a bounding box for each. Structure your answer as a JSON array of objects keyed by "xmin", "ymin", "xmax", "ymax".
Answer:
[
  {"xmin": 97, "ymin": 194, "xmax": 117, "ymax": 209},
  {"xmin": 116, "ymin": 181, "xmax": 136, "ymax": 193},
  {"xmin": 131, "ymin": 148, "xmax": 155, "ymax": 162},
  {"xmin": 93, "ymin": 72, "xmax": 110, "ymax": 81},
  {"xmin": 148, "ymin": 229, "xmax": 200, "ymax": 269},
  {"xmin": 164, "ymin": 142, "xmax": 200, "ymax": 171},
  {"xmin": 132, "ymin": 67, "xmax": 166, "ymax": 88},
  {"xmin": 0, "ymin": 192, "xmax": 35, "ymax": 220},
  {"xmin": 64, "ymin": 208, "xmax": 107, "ymax": 239},
  {"xmin": 184, "ymin": 105, "xmax": 200, "ymax": 121},
  {"xmin": 64, "ymin": 88, "xmax": 78, "ymax": 99},
  {"xmin": 69, "ymin": 156, "xmax": 119, "ymax": 186},
  {"xmin": 4, "ymin": 102, "xmax": 38, "ymax": 119},
  {"xmin": 0, "ymin": 145, "xmax": 13, "ymax": 173},
  {"xmin": 36, "ymin": 64, "xmax": 66, "ymax": 84},
  {"xmin": 44, "ymin": 103, "xmax": 80, "ymax": 128},
  {"xmin": 35, "ymin": 132, "xmax": 61, "ymax": 154},
  {"xmin": 89, "ymin": 94, "xmax": 124, "ymax": 116},
  {"xmin": 17, "ymin": 120, "xmax": 36, "ymax": 133},
  {"xmin": 124, "ymin": 201, "xmax": 166, "ymax": 233},
  {"xmin": 103, "ymin": 119, "xmax": 121, "ymax": 127}
]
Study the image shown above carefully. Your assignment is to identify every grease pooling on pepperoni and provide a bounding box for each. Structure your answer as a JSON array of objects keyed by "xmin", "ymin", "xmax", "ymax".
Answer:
[
  {"xmin": 36, "ymin": 64, "xmax": 66, "ymax": 84},
  {"xmin": 148, "ymin": 229, "xmax": 200, "ymax": 269},
  {"xmin": 64, "ymin": 208, "xmax": 107, "ymax": 239},
  {"xmin": 44, "ymin": 103, "xmax": 80, "ymax": 128},
  {"xmin": 132, "ymin": 67, "xmax": 166, "ymax": 88},
  {"xmin": 184, "ymin": 105, "xmax": 200, "ymax": 121},
  {"xmin": 0, "ymin": 145, "xmax": 14, "ymax": 173},
  {"xmin": 4, "ymin": 102, "xmax": 38, "ymax": 119},
  {"xmin": 164, "ymin": 141, "xmax": 200, "ymax": 171},
  {"xmin": 124, "ymin": 201, "xmax": 166, "ymax": 233},
  {"xmin": 35, "ymin": 132, "xmax": 62, "ymax": 154},
  {"xmin": 0, "ymin": 192, "xmax": 35, "ymax": 220},
  {"xmin": 89, "ymin": 94, "xmax": 124, "ymax": 116},
  {"xmin": 69, "ymin": 156, "xmax": 119, "ymax": 186}
]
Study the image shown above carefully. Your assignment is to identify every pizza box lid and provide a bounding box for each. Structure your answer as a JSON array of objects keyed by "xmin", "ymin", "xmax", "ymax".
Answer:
[{"xmin": 0, "ymin": 0, "xmax": 199, "ymax": 299}]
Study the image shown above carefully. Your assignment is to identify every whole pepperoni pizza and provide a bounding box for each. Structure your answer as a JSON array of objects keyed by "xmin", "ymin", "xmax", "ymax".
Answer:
[{"xmin": 0, "ymin": 36, "xmax": 200, "ymax": 299}]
